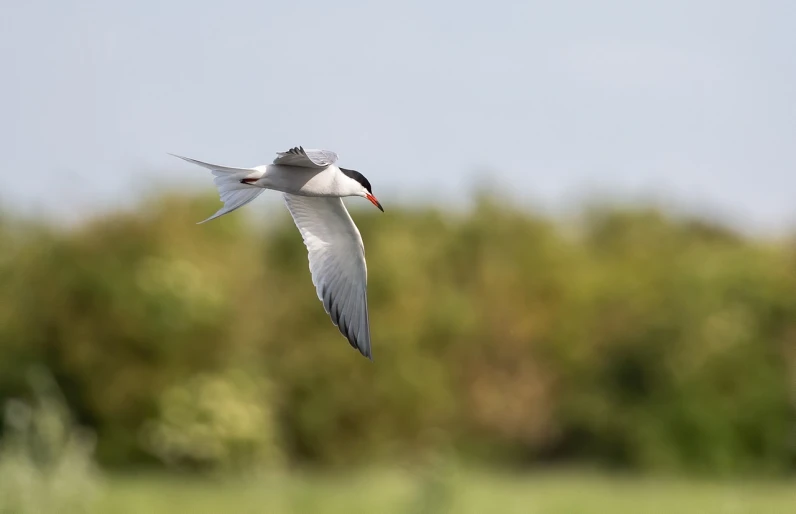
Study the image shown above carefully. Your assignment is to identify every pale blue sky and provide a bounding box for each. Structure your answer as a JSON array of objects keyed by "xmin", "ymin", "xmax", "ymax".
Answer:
[{"xmin": 2, "ymin": 1, "xmax": 794, "ymax": 233}]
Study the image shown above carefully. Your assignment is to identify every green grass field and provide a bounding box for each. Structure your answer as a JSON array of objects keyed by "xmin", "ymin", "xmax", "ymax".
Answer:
[{"xmin": 96, "ymin": 469, "xmax": 796, "ymax": 514}]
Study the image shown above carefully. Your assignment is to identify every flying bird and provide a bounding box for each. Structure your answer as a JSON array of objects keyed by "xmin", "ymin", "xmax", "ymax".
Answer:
[{"xmin": 170, "ymin": 147, "xmax": 383, "ymax": 360}]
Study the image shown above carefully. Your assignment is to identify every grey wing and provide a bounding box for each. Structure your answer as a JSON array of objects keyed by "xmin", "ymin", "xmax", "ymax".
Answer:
[
  {"xmin": 283, "ymin": 193, "xmax": 372, "ymax": 359},
  {"xmin": 273, "ymin": 146, "xmax": 339, "ymax": 169}
]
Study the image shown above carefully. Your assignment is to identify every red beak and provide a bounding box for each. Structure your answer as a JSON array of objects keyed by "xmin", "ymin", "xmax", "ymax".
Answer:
[{"xmin": 366, "ymin": 194, "xmax": 384, "ymax": 212}]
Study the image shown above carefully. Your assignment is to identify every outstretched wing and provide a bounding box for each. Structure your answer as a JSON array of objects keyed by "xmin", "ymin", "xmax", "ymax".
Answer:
[
  {"xmin": 283, "ymin": 193, "xmax": 372, "ymax": 359},
  {"xmin": 273, "ymin": 146, "xmax": 339, "ymax": 169}
]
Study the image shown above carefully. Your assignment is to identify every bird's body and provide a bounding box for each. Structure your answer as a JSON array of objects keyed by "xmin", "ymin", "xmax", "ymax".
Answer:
[
  {"xmin": 252, "ymin": 164, "xmax": 363, "ymax": 197},
  {"xmin": 170, "ymin": 147, "xmax": 383, "ymax": 359}
]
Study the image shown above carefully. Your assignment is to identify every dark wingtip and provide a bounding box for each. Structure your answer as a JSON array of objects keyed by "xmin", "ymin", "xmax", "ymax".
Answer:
[
  {"xmin": 361, "ymin": 347, "xmax": 373, "ymax": 361},
  {"xmin": 351, "ymin": 337, "xmax": 372, "ymax": 360}
]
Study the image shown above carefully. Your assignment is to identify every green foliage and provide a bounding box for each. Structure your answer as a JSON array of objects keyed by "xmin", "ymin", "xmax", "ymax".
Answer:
[
  {"xmin": 0, "ymin": 368, "xmax": 101, "ymax": 514},
  {"xmin": 142, "ymin": 368, "xmax": 282, "ymax": 472},
  {"xmin": 0, "ymin": 192, "xmax": 794, "ymax": 475}
]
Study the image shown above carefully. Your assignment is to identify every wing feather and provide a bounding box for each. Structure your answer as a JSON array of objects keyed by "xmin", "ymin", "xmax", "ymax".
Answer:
[
  {"xmin": 273, "ymin": 146, "xmax": 339, "ymax": 169},
  {"xmin": 283, "ymin": 194, "xmax": 372, "ymax": 358}
]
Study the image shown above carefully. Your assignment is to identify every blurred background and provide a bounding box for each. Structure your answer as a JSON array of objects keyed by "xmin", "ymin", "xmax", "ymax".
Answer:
[{"xmin": 2, "ymin": 1, "xmax": 796, "ymax": 513}]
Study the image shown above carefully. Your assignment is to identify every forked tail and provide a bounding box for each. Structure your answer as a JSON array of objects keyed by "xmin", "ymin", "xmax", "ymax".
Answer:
[{"xmin": 169, "ymin": 154, "xmax": 266, "ymax": 224}]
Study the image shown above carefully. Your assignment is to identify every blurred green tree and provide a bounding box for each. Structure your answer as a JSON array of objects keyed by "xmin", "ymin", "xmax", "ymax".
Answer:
[{"xmin": 0, "ymin": 191, "xmax": 793, "ymax": 475}]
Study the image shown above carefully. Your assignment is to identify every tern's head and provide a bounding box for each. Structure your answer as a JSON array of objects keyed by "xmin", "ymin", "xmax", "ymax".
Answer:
[{"xmin": 340, "ymin": 167, "xmax": 384, "ymax": 212}]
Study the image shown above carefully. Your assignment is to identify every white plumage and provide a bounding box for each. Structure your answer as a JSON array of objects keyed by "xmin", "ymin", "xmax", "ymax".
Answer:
[{"xmin": 170, "ymin": 147, "xmax": 383, "ymax": 359}]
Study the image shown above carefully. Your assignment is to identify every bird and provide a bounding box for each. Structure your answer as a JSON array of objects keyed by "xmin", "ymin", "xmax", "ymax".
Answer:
[{"xmin": 169, "ymin": 146, "xmax": 383, "ymax": 360}]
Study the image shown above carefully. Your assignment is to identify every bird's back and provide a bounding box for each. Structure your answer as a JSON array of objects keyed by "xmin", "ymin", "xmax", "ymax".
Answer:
[{"xmin": 260, "ymin": 165, "xmax": 345, "ymax": 197}]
